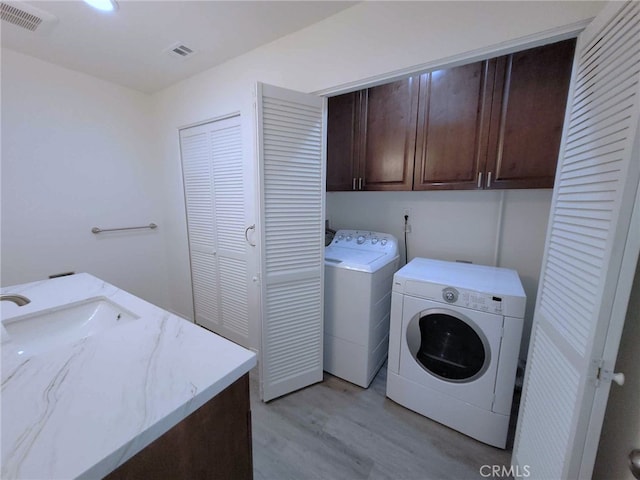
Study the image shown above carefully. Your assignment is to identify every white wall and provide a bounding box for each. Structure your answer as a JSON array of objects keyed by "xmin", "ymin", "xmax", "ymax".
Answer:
[
  {"xmin": 153, "ymin": 1, "xmax": 603, "ymax": 358},
  {"xmin": 1, "ymin": 49, "xmax": 170, "ymax": 308}
]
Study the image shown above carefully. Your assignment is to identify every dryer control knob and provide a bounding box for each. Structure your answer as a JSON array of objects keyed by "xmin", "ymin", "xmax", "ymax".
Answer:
[
  {"xmin": 442, "ymin": 287, "xmax": 459, "ymax": 303},
  {"xmin": 346, "ymin": 235, "xmax": 353, "ymax": 241},
  {"xmin": 380, "ymin": 239, "xmax": 388, "ymax": 246},
  {"xmin": 371, "ymin": 237, "xmax": 379, "ymax": 244},
  {"xmin": 357, "ymin": 235, "xmax": 366, "ymax": 244}
]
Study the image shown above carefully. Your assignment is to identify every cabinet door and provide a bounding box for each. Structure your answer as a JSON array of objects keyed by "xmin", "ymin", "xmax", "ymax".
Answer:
[
  {"xmin": 326, "ymin": 92, "xmax": 360, "ymax": 191},
  {"xmin": 413, "ymin": 62, "xmax": 495, "ymax": 190},
  {"xmin": 361, "ymin": 77, "xmax": 419, "ymax": 190},
  {"xmin": 486, "ymin": 39, "xmax": 576, "ymax": 189}
]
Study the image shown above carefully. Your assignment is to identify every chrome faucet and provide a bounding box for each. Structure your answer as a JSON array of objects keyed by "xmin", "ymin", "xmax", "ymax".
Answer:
[{"xmin": 0, "ymin": 294, "xmax": 31, "ymax": 306}]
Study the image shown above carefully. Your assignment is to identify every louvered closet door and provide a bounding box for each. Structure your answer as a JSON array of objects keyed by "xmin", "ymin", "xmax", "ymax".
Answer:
[
  {"xmin": 179, "ymin": 115, "xmax": 251, "ymax": 347},
  {"xmin": 255, "ymin": 83, "xmax": 326, "ymax": 402},
  {"xmin": 513, "ymin": 2, "xmax": 640, "ymax": 478}
]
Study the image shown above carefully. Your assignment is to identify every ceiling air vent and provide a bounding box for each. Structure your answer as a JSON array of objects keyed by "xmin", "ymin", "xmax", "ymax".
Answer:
[
  {"xmin": 165, "ymin": 42, "xmax": 197, "ymax": 60},
  {"xmin": 1, "ymin": 1, "xmax": 57, "ymax": 35}
]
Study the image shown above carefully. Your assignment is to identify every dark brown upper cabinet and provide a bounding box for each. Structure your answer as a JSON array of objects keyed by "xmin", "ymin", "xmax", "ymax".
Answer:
[
  {"xmin": 326, "ymin": 38, "xmax": 576, "ymax": 192},
  {"xmin": 485, "ymin": 39, "xmax": 576, "ymax": 189},
  {"xmin": 413, "ymin": 61, "xmax": 495, "ymax": 190},
  {"xmin": 360, "ymin": 77, "xmax": 419, "ymax": 190},
  {"xmin": 326, "ymin": 91, "xmax": 361, "ymax": 191},
  {"xmin": 326, "ymin": 77, "xmax": 419, "ymax": 191}
]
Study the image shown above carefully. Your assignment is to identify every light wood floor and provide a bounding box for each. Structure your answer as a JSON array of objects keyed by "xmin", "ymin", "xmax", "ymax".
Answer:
[{"xmin": 250, "ymin": 365, "xmax": 515, "ymax": 480}]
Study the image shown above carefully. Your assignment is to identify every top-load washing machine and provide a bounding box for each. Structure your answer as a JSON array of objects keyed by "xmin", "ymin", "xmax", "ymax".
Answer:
[
  {"xmin": 324, "ymin": 230, "xmax": 399, "ymax": 387},
  {"xmin": 386, "ymin": 258, "xmax": 526, "ymax": 448}
]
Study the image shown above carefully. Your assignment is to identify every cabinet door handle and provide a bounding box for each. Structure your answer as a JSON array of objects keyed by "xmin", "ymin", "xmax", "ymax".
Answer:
[
  {"xmin": 487, "ymin": 172, "xmax": 492, "ymax": 188},
  {"xmin": 352, "ymin": 178, "xmax": 357, "ymax": 190},
  {"xmin": 477, "ymin": 172, "xmax": 483, "ymax": 189},
  {"xmin": 358, "ymin": 177, "xmax": 363, "ymax": 190}
]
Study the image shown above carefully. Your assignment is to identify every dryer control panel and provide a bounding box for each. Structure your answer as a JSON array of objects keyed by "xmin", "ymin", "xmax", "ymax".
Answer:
[
  {"xmin": 393, "ymin": 257, "xmax": 527, "ymax": 318},
  {"xmin": 441, "ymin": 285, "xmax": 503, "ymax": 313},
  {"xmin": 402, "ymin": 281, "xmax": 505, "ymax": 314}
]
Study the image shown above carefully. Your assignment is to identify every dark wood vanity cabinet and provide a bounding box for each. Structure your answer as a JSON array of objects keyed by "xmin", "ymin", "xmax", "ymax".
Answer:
[
  {"xmin": 105, "ymin": 374, "xmax": 253, "ymax": 480},
  {"xmin": 327, "ymin": 39, "xmax": 576, "ymax": 191},
  {"xmin": 485, "ymin": 39, "xmax": 576, "ymax": 189},
  {"xmin": 326, "ymin": 77, "xmax": 419, "ymax": 191}
]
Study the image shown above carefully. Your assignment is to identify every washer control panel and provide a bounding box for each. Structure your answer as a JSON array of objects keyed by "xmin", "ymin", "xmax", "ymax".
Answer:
[
  {"xmin": 442, "ymin": 286, "xmax": 504, "ymax": 314},
  {"xmin": 330, "ymin": 229, "xmax": 397, "ymax": 254}
]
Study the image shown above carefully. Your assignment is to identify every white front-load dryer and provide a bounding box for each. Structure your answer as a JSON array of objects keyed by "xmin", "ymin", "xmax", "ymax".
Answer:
[{"xmin": 386, "ymin": 258, "xmax": 526, "ymax": 448}]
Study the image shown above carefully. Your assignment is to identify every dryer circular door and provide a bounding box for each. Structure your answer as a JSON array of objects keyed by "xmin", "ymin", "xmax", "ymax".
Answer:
[{"xmin": 406, "ymin": 308, "xmax": 491, "ymax": 383}]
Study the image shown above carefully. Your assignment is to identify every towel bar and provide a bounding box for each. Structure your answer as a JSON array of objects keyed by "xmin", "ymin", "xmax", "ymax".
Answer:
[{"xmin": 91, "ymin": 223, "xmax": 157, "ymax": 234}]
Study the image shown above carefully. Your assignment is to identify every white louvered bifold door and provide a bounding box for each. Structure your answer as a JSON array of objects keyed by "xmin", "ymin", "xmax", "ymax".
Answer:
[
  {"xmin": 255, "ymin": 83, "xmax": 326, "ymax": 402},
  {"xmin": 179, "ymin": 115, "xmax": 251, "ymax": 347},
  {"xmin": 513, "ymin": 2, "xmax": 640, "ymax": 478}
]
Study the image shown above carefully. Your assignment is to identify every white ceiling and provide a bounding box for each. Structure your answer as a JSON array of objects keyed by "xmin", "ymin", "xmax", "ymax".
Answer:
[{"xmin": 1, "ymin": 0, "xmax": 356, "ymax": 93}]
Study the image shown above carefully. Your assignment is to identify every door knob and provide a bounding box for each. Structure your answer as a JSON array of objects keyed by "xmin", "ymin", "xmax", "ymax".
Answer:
[
  {"xmin": 611, "ymin": 372, "xmax": 625, "ymax": 386},
  {"xmin": 630, "ymin": 449, "xmax": 640, "ymax": 479}
]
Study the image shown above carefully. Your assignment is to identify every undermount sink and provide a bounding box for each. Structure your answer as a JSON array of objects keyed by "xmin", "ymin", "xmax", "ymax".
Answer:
[{"xmin": 2, "ymin": 297, "xmax": 139, "ymax": 356}]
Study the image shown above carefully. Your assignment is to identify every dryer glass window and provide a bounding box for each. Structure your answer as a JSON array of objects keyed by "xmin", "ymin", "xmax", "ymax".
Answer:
[{"xmin": 417, "ymin": 313, "xmax": 485, "ymax": 381}]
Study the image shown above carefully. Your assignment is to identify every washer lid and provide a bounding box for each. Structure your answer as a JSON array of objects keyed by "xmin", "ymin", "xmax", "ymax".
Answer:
[{"xmin": 325, "ymin": 246, "xmax": 395, "ymax": 273}]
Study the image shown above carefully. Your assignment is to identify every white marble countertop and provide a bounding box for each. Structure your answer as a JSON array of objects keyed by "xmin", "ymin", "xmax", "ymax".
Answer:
[{"xmin": 1, "ymin": 273, "xmax": 257, "ymax": 480}]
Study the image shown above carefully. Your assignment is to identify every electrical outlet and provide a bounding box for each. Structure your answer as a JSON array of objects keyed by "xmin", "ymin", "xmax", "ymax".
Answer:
[{"xmin": 403, "ymin": 208, "xmax": 412, "ymax": 233}]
